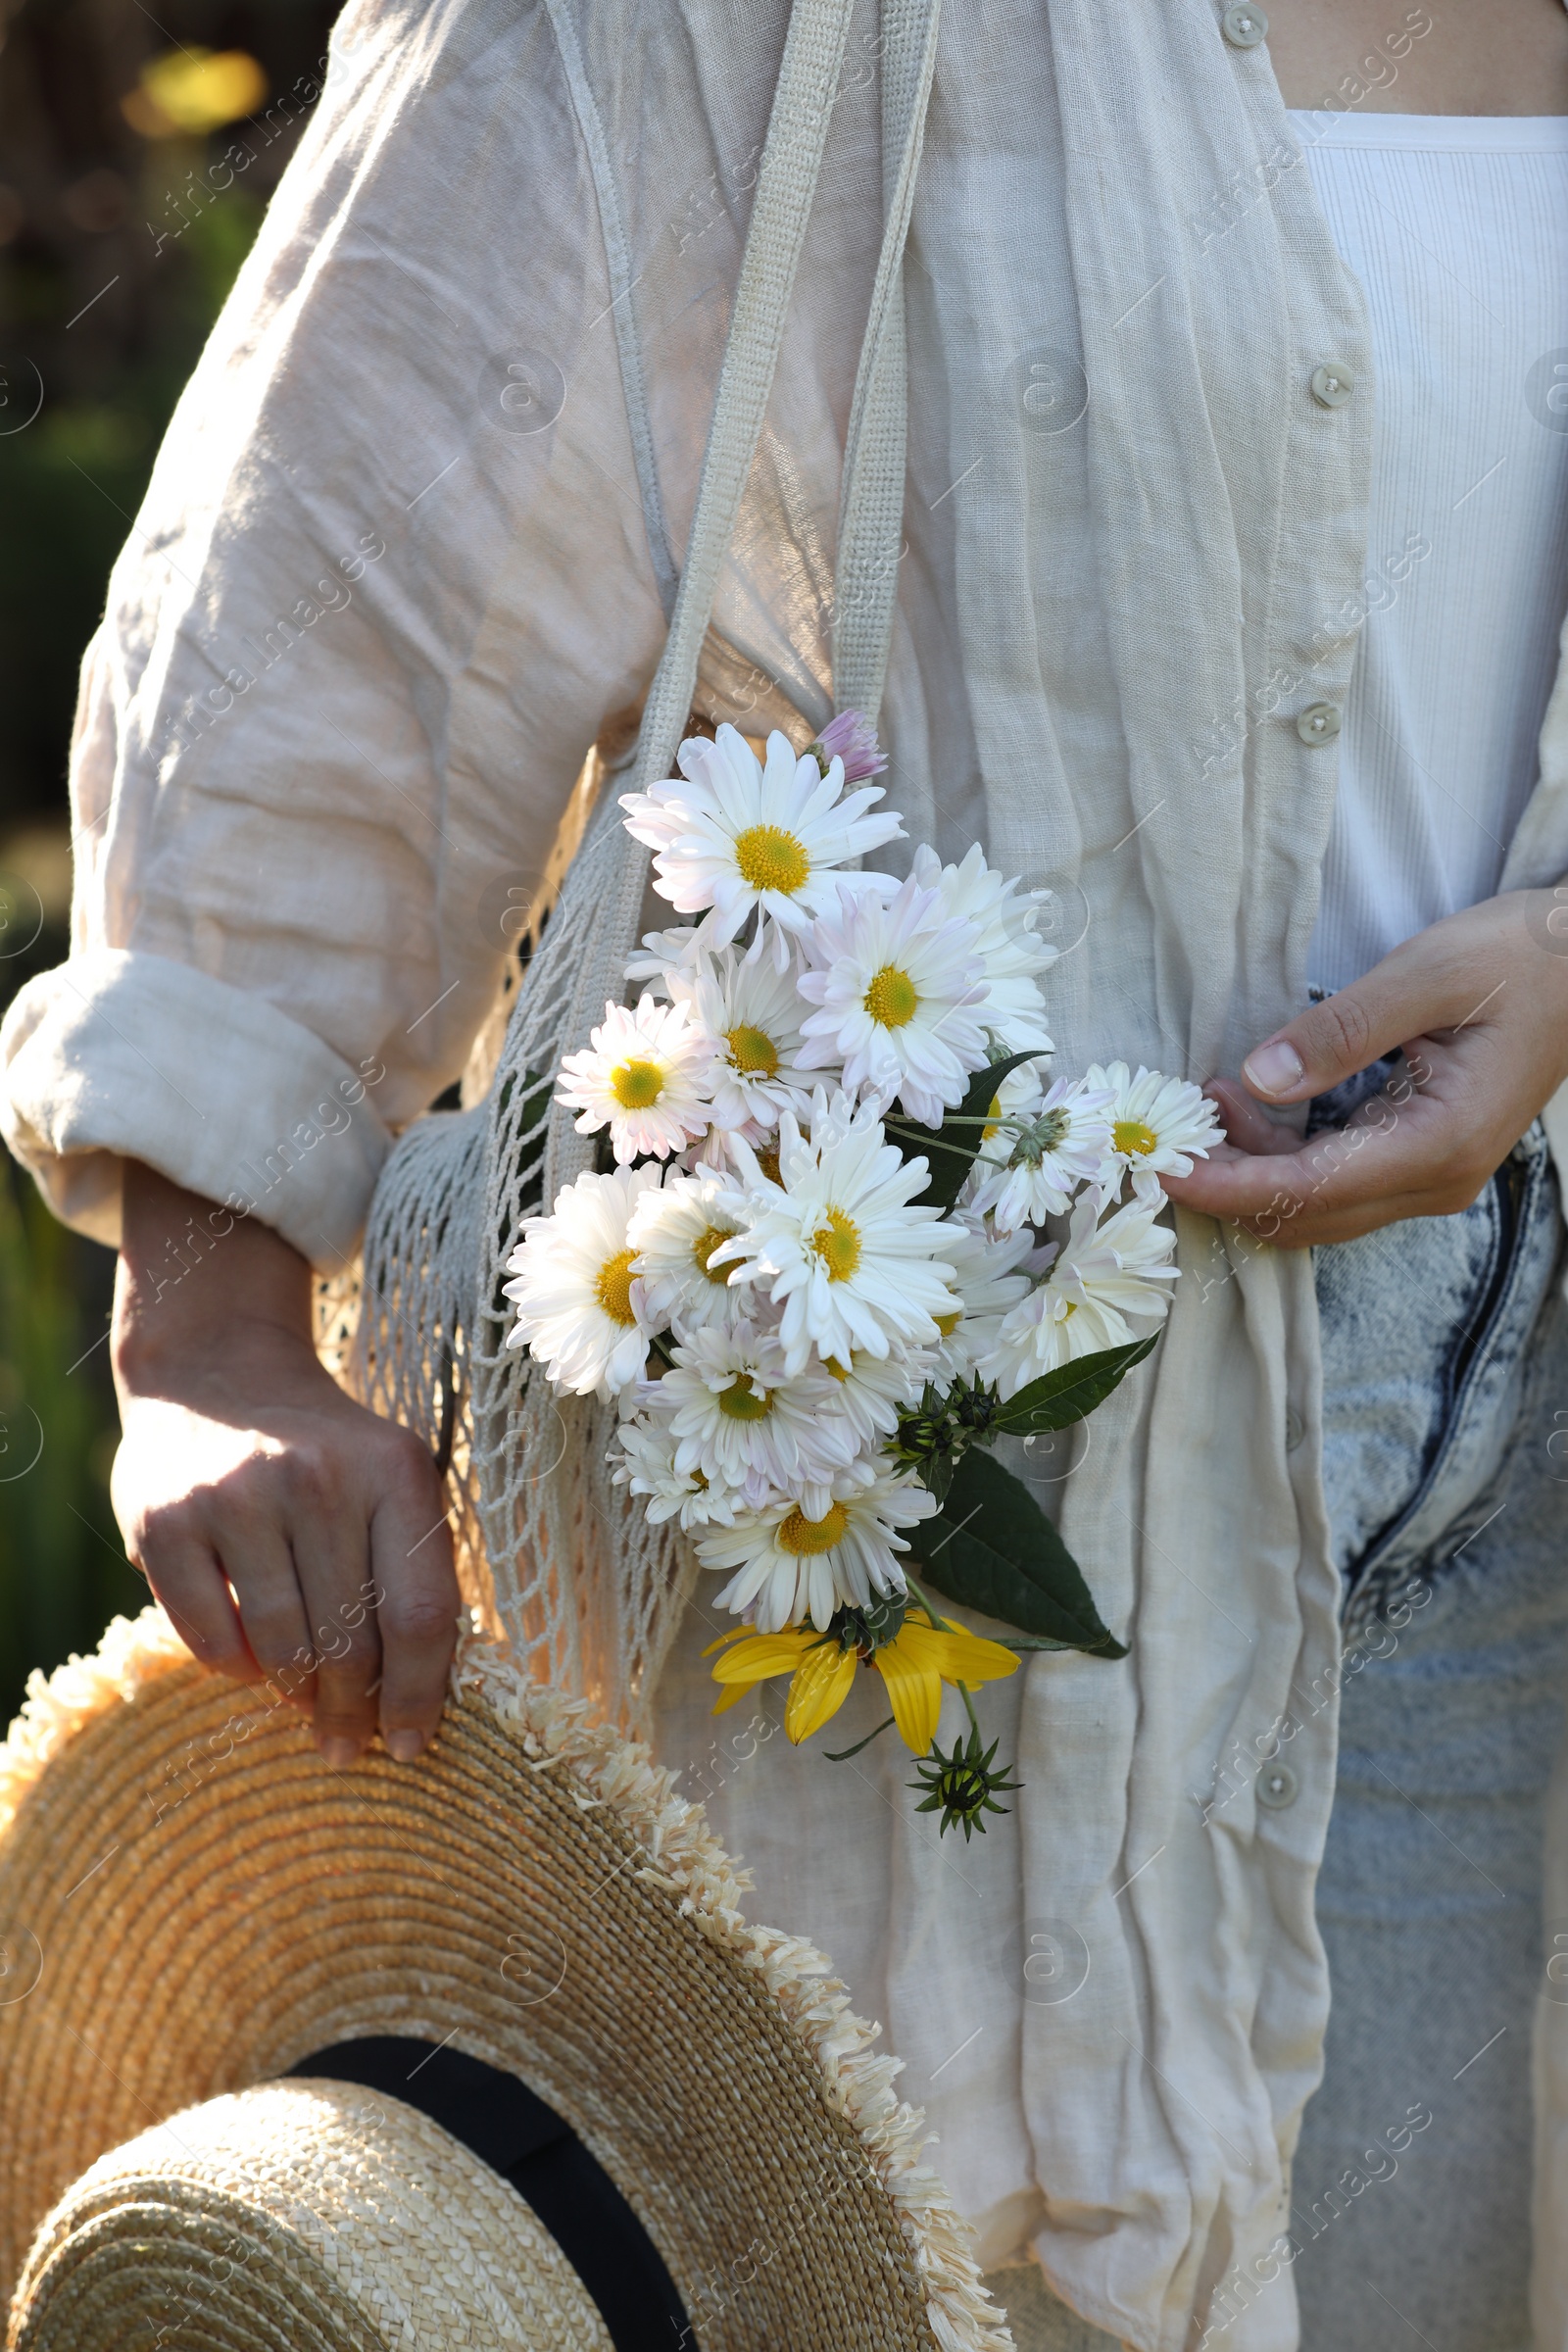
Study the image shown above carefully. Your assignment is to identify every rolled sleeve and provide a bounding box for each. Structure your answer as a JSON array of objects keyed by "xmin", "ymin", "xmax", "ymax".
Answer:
[
  {"xmin": 1, "ymin": 0, "xmax": 675, "ymax": 1271},
  {"xmin": 2, "ymin": 950, "xmax": 392, "ymax": 1268}
]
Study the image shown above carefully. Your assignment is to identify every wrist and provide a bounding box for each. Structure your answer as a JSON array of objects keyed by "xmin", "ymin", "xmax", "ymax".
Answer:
[{"xmin": 113, "ymin": 1161, "xmax": 314, "ymax": 1391}]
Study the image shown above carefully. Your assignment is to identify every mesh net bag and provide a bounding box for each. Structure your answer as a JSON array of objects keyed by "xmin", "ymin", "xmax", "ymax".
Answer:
[{"xmin": 352, "ymin": 0, "xmax": 943, "ymax": 1730}]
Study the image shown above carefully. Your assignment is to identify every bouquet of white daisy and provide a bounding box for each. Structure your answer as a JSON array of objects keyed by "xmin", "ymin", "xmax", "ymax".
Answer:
[{"xmin": 503, "ymin": 714, "xmax": 1219, "ymax": 1836}]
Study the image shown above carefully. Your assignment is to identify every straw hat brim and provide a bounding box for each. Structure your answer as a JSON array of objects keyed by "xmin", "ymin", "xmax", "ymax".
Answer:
[{"xmin": 0, "ymin": 1607, "xmax": 1011, "ymax": 2352}]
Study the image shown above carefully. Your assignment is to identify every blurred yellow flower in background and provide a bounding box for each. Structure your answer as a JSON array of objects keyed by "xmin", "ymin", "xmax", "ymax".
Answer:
[
  {"xmin": 122, "ymin": 50, "xmax": 268, "ymax": 140},
  {"xmin": 708, "ymin": 1608, "xmax": 1018, "ymax": 1753}
]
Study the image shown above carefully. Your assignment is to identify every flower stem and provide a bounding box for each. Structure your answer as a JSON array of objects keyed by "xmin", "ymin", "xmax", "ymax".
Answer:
[
  {"xmin": 882, "ymin": 1122, "xmax": 987, "ymax": 1162},
  {"xmin": 823, "ymin": 1713, "xmax": 897, "ymax": 1762},
  {"xmin": 903, "ymin": 1572, "xmax": 956, "ymax": 1635}
]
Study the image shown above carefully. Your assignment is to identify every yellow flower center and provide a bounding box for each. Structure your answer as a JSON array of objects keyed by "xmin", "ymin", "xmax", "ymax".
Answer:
[
  {"xmin": 809, "ymin": 1207, "xmax": 862, "ymax": 1282},
  {"xmin": 693, "ymin": 1224, "xmax": 737, "ymax": 1284},
  {"xmin": 823, "ymin": 1356, "xmax": 852, "ymax": 1382},
  {"xmin": 595, "ymin": 1248, "xmax": 639, "ymax": 1327},
  {"xmin": 734, "ymin": 823, "xmax": 810, "ymax": 897},
  {"xmin": 935, "ymin": 1309, "xmax": 963, "ymax": 1336},
  {"xmin": 611, "ymin": 1058, "xmax": 664, "ymax": 1109},
  {"xmin": 862, "ymin": 963, "xmax": 919, "ymax": 1029},
  {"xmin": 777, "ymin": 1500, "xmax": 850, "ymax": 1555},
  {"xmin": 756, "ymin": 1145, "xmax": 782, "ymax": 1187},
  {"xmin": 725, "ymin": 1022, "xmax": 779, "ymax": 1077},
  {"xmin": 983, "ymin": 1091, "xmax": 1003, "ymax": 1142},
  {"xmin": 1113, "ymin": 1117, "xmax": 1159, "ymax": 1157},
  {"xmin": 716, "ymin": 1373, "xmax": 771, "ymax": 1422}
]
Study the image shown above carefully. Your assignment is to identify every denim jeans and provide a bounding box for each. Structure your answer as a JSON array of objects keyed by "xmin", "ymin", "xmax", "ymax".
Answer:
[
  {"xmin": 989, "ymin": 1124, "xmax": 1568, "ymax": 2352},
  {"xmin": 1289, "ymin": 1118, "xmax": 1567, "ymax": 2352},
  {"xmin": 1315, "ymin": 1115, "xmax": 1562, "ymax": 1626}
]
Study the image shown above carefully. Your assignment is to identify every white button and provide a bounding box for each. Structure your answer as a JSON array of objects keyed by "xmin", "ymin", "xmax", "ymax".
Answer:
[
  {"xmin": 1310, "ymin": 362, "xmax": 1356, "ymax": 409},
  {"xmin": 1285, "ymin": 1403, "xmax": 1305, "ymax": 1452},
  {"xmin": 1296, "ymin": 702, "xmax": 1342, "ymax": 746},
  {"xmin": 1256, "ymin": 1761, "xmax": 1298, "ymax": 1810},
  {"xmin": 1221, "ymin": 4, "xmax": 1269, "ymax": 46}
]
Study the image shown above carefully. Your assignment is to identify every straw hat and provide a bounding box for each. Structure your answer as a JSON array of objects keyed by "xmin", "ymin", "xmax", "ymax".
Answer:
[
  {"xmin": 0, "ymin": 1607, "xmax": 1013, "ymax": 2351},
  {"xmin": 11, "ymin": 2079, "xmax": 619, "ymax": 2351}
]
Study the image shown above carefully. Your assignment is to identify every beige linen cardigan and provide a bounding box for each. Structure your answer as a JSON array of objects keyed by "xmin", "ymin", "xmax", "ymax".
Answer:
[{"xmin": 5, "ymin": 0, "xmax": 1568, "ymax": 2342}]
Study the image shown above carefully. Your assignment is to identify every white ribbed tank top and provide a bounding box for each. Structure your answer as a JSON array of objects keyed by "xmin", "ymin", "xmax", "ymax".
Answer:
[{"xmin": 1291, "ymin": 110, "xmax": 1568, "ymax": 995}]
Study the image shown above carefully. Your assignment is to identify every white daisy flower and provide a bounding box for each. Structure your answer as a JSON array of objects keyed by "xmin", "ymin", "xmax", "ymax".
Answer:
[
  {"xmin": 618, "ymin": 724, "xmax": 903, "ymax": 958},
  {"xmin": 555, "ymin": 998, "xmax": 714, "ymax": 1165},
  {"xmin": 819, "ymin": 1343, "xmax": 935, "ymax": 1446},
  {"xmin": 909, "ymin": 842, "xmax": 1057, "ymax": 1055},
  {"xmin": 977, "ymin": 1054, "xmax": 1049, "ymax": 1134},
  {"xmin": 977, "ymin": 1195, "xmax": 1178, "ymax": 1397},
  {"xmin": 796, "ymin": 875, "xmax": 989, "ymax": 1126},
  {"xmin": 504, "ymin": 1165, "xmax": 662, "ymax": 1399},
  {"xmin": 694, "ymin": 1458, "xmax": 940, "ymax": 1633},
  {"xmin": 963, "ymin": 1073, "xmax": 1115, "ymax": 1231},
  {"xmin": 1083, "ymin": 1060, "xmax": 1223, "ymax": 1205},
  {"xmin": 707, "ymin": 1127, "xmax": 785, "ymax": 1192},
  {"xmin": 624, "ymin": 922, "xmax": 707, "ymax": 990},
  {"xmin": 658, "ymin": 1322, "xmax": 858, "ymax": 1515},
  {"xmin": 662, "ymin": 940, "xmax": 815, "ymax": 1134},
  {"xmin": 930, "ymin": 1213, "xmax": 1040, "ymax": 1383},
  {"xmin": 610, "ymin": 1413, "xmax": 738, "ymax": 1532},
  {"xmin": 681, "ymin": 1123, "xmax": 757, "ymax": 1172},
  {"xmin": 713, "ymin": 1091, "xmax": 959, "ymax": 1376},
  {"xmin": 625, "ymin": 1169, "xmax": 754, "ymax": 1336}
]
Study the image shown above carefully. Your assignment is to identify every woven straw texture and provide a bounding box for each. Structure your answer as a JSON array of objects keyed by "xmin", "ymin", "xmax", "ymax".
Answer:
[
  {"xmin": 11, "ymin": 2079, "xmax": 615, "ymax": 2352},
  {"xmin": 0, "ymin": 1608, "xmax": 1011, "ymax": 2352},
  {"xmin": 354, "ymin": 0, "xmax": 943, "ymax": 1736}
]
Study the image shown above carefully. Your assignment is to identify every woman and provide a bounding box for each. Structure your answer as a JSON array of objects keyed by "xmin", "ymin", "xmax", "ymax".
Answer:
[{"xmin": 4, "ymin": 0, "xmax": 1566, "ymax": 2343}]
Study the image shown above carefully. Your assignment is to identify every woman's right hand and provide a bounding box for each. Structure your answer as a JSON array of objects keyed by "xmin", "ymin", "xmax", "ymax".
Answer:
[{"xmin": 111, "ymin": 1160, "xmax": 460, "ymax": 1765}]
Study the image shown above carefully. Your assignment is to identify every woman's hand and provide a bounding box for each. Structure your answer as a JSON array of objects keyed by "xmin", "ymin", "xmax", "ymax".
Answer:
[
  {"xmin": 1162, "ymin": 888, "xmax": 1568, "ymax": 1248},
  {"xmin": 111, "ymin": 1162, "xmax": 460, "ymax": 1763}
]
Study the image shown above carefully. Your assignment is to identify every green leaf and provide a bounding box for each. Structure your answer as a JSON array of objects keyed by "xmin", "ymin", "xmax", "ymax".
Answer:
[
  {"xmin": 885, "ymin": 1049, "xmax": 1053, "ymax": 1212},
  {"xmin": 992, "ymin": 1336, "xmax": 1159, "ymax": 1436},
  {"xmin": 912, "ymin": 1448, "xmax": 1127, "ymax": 1656},
  {"xmin": 917, "ymin": 1451, "xmax": 956, "ymax": 1508}
]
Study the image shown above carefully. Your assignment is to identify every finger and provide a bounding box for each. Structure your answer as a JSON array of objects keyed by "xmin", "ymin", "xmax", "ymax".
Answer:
[
  {"xmin": 1163, "ymin": 1075, "xmax": 1465, "ymax": 1244},
  {"xmin": 209, "ymin": 1512, "xmax": 319, "ymax": 1715},
  {"xmin": 285, "ymin": 1497, "xmax": 384, "ymax": 1767},
  {"xmin": 1237, "ymin": 930, "xmax": 1496, "ymax": 1107},
  {"xmin": 1203, "ymin": 1079, "xmax": 1312, "ymax": 1156},
  {"xmin": 135, "ymin": 1538, "xmax": 256, "ymax": 1679},
  {"xmin": 369, "ymin": 1467, "xmax": 461, "ymax": 1762}
]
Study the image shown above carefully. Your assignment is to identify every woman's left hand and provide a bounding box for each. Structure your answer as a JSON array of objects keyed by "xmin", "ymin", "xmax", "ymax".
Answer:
[{"xmin": 1160, "ymin": 887, "xmax": 1568, "ymax": 1248}]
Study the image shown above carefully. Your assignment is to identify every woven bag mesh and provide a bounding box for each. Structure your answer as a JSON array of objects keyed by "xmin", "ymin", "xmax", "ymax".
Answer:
[
  {"xmin": 349, "ymin": 0, "xmax": 939, "ymax": 1734},
  {"xmin": 351, "ymin": 760, "xmax": 678, "ymax": 1722}
]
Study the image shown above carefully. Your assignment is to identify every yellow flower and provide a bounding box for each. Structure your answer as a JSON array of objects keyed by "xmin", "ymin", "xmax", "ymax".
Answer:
[{"xmin": 707, "ymin": 1609, "xmax": 1018, "ymax": 1753}]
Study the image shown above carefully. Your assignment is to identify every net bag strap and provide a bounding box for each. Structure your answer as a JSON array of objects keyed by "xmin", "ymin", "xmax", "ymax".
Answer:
[{"xmin": 832, "ymin": 0, "xmax": 945, "ymax": 721}]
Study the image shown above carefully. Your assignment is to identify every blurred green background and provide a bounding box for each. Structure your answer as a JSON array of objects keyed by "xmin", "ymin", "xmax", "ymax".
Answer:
[{"xmin": 0, "ymin": 0, "xmax": 339, "ymax": 1718}]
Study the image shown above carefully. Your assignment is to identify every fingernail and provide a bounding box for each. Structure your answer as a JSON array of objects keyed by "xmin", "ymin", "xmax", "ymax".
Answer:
[
  {"xmin": 318, "ymin": 1737, "xmax": 360, "ymax": 1770},
  {"xmin": 384, "ymin": 1729, "xmax": 425, "ymax": 1763},
  {"xmin": 1243, "ymin": 1039, "xmax": 1305, "ymax": 1098}
]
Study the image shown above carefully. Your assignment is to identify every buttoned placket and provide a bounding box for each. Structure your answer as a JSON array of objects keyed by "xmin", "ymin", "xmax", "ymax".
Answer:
[
  {"xmin": 1211, "ymin": 19, "xmax": 1375, "ymax": 1080},
  {"xmin": 1212, "ymin": 0, "xmax": 1380, "ymax": 2289}
]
